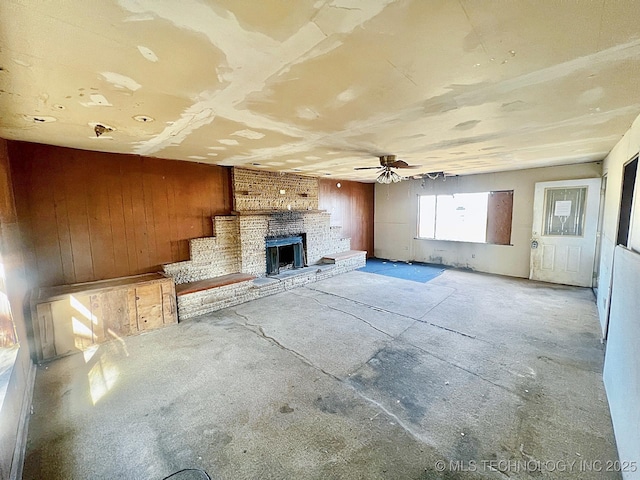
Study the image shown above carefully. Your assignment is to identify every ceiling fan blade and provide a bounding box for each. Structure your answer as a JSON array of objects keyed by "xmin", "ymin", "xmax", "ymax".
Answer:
[
  {"xmin": 354, "ymin": 166, "xmax": 382, "ymax": 170},
  {"xmin": 390, "ymin": 160, "xmax": 421, "ymax": 169},
  {"xmin": 388, "ymin": 160, "xmax": 409, "ymax": 168}
]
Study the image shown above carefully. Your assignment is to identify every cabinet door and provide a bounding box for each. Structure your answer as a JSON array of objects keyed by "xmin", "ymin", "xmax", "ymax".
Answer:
[
  {"xmin": 161, "ymin": 281, "xmax": 177, "ymax": 325},
  {"xmin": 89, "ymin": 294, "xmax": 106, "ymax": 345},
  {"xmin": 101, "ymin": 289, "xmax": 131, "ymax": 338},
  {"xmin": 134, "ymin": 283, "xmax": 164, "ymax": 331},
  {"xmin": 36, "ymin": 303, "xmax": 56, "ymax": 360},
  {"xmin": 50, "ymin": 293, "xmax": 94, "ymax": 356}
]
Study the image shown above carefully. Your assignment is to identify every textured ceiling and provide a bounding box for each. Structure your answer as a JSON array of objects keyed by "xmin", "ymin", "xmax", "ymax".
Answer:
[{"xmin": 2, "ymin": 0, "xmax": 640, "ymax": 181}]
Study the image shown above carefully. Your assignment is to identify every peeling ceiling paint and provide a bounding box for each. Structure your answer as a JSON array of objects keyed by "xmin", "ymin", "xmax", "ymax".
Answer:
[
  {"xmin": 1, "ymin": 0, "xmax": 640, "ymax": 181},
  {"xmin": 100, "ymin": 72, "xmax": 142, "ymax": 92}
]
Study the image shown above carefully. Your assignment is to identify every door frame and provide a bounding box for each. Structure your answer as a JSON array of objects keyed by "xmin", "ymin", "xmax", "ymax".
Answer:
[
  {"xmin": 600, "ymin": 155, "xmax": 638, "ymax": 339},
  {"xmin": 529, "ymin": 177, "xmax": 602, "ymax": 287}
]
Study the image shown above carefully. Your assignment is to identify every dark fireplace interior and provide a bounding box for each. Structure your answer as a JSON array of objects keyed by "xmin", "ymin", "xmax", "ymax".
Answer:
[{"xmin": 266, "ymin": 235, "xmax": 305, "ymax": 275}]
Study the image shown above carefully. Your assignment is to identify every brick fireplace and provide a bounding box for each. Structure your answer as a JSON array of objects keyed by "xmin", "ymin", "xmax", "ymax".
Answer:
[
  {"xmin": 236, "ymin": 210, "xmax": 350, "ymax": 277},
  {"xmin": 162, "ymin": 167, "xmax": 366, "ymax": 318}
]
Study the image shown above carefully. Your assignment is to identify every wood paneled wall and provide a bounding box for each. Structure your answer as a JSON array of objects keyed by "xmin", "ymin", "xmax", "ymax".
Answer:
[
  {"xmin": 318, "ymin": 179, "xmax": 374, "ymax": 256},
  {"xmin": 9, "ymin": 142, "xmax": 232, "ymax": 287}
]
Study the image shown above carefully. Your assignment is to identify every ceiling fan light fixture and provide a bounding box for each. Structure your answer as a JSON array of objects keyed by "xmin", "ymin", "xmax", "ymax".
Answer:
[
  {"xmin": 376, "ymin": 168, "xmax": 402, "ymax": 184},
  {"xmin": 376, "ymin": 170, "xmax": 390, "ymax": 184}
]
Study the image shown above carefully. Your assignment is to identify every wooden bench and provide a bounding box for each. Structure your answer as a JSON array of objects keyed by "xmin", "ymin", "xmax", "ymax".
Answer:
[
  {"xmin": 320, "ymin": 250, "xmax": 367, "ymax": 264},
  {"xmin": 175, "ymin": 273, "xmax": 256, "ymax": 297},
  {"xmin": 174, "ymin": 273, "xmax": 257, "ymax": 320}
]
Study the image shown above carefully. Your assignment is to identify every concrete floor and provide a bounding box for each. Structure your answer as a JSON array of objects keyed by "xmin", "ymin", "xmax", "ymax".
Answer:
[{"xmin": 24, "ymin": 269, "xmax": 619, "ymax": 479}]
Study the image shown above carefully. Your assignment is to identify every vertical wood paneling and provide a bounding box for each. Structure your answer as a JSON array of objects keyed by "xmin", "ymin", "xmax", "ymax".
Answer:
[
  {"xmin": 165, "ymin": 163, "xmax": 181, "ymax": 262},
  {"xmin": 318, "ymin": 179, "xmax": 374, "ymax": 256},
  {"xmin": 9, "ymin": 149, "xmax": 39, "ymax": 281},
  {"xmin": 118, "ymin": 157, "xmax": 137, "ymax": 273},
  {"xmin": 63, "ymin": 151, "xmax": 95, "ymax": 282},
  {"xmin": 50, "ymin": 155, "xmax": 75, "ymax": 284},
  {"xmin": 87, "ymin": 157, "xmax": 117, "ymax": 280},
  {"xmin": 0, "ymin": 140, "xmax": 17, "ymax": 225},
  {"xmin": 140, "ymin": 162, "xmax": 159, "ymax": 270},
  {"xmin": 149, "ymin": 161, "xmax": 172, "ymax": 265},
  {"xmin": 104, "ymin": 161, "xmax": 129, "ymax": 278},
  {"xmin": 30, "ymin": 151, "xmax": 64, "ymax": 285},
  {"xmin": 127, "ymin": 157, "xmax": 151, "ymax": 274},
  {"xmin": 169, "ymin": 160, "xmax": 193, "ymax": 261},
  {"xmin": 9, "ymin": 142, "xmax": 232, "ymax": 287}
]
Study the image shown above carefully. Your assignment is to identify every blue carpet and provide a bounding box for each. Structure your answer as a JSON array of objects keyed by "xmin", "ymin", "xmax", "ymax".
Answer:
[{"xmin": 358, "ymin": 258, "xmax": 445, "ymax": 283}]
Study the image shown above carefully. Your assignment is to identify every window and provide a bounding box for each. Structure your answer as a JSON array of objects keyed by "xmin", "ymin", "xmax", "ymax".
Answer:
[
  {"xmin": 542, "ymin": 187, "xmax": 587, "ymax": 236},
  {"xmin": 418, "ymin": 191, "xmax": 513, "ymax": 245},
  {"xmin": 617, "ymin": 156, "xmax": 637, "ymax": 247}
]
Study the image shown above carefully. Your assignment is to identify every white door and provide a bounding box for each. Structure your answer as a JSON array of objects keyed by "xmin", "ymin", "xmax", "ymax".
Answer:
[{"xmin": 530, "ymin": 178, "xmax": 602, "ymax": 287}]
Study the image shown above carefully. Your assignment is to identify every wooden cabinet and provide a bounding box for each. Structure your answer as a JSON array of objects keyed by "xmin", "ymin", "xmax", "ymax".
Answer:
[{"xmin": 31, "ymin": 273, "xmax": 177, "ymax": 361}]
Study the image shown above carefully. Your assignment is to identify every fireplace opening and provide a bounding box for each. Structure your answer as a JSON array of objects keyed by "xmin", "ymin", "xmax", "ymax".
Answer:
[
  {"xmin": 266, "ymin": 235, "xmax": 306, "ymax": 275},
  {"xmin": 279, "ymin": 244, "xmax": 295, "ymax": 268}
]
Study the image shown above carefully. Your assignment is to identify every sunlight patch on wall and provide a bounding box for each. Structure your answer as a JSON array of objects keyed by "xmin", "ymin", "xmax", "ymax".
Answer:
[
  {"xmin": 70, "ymin": 295, "xmax": 97, "ymax": 324},
  {"xmin": 72, "ymin": 316, "xmax": 95, "ymax": 351}
]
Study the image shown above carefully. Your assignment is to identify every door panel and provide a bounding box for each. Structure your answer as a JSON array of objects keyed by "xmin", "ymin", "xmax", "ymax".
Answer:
[
  {"xmin": 135, "ymin": 284, "xmax": 163, "ymax": 330},
  {"xmin": 541, "ymin": 245, "xmax": 555, "ymax": 270},
  {"xmin": 567, "ymin": 246, "xmax": 581, "ymax": 272},
  {"xmin": 102, "ymin": 289, "xmax": 131, "ymax": 337},
  {"xmin": 161, "ymin": 283, "xmax": 177, "ymax": 325},
  {"xmin": 530, "ymin": 178, "xmax": 601, "ymax": 287}
]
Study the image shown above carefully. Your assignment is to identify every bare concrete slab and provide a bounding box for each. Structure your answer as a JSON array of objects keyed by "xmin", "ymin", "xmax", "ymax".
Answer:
[
  {"xmin": 309, "ymin": 270, "xmax": 456, "ymax": 319},
  {"xmin": 226, "ymin": 291, "xmax": 391, "ymax": 378},
  {"xmin": 24, "ymin": 269, "xmax": 620, "ymax": 479},
  {"xmin": 293, "ymin": 287, "xmax": 416, "ymax": 337},
  {"xmin": 348, "ymin": 340, "xmax": 523, "ymax": 461}
]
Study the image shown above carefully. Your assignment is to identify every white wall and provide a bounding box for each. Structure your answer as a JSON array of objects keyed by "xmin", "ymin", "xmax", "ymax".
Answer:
[
  {"xmin": 375, "ymin": 162, "xmax": 602, "ymax": 278},
  {"xmin": 596, "ymin": 113, "xmax": 640, "ymax": 479},
  {"xmin": 603, "ymin": 246, "xmax": 640, "ymax": 480},
  {"xmin": 597, "ymin": 113, "xmax": 640, "ymax": 334}
]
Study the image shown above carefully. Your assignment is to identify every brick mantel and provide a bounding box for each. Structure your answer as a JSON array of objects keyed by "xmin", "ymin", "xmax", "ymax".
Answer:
[{"xmin": 231, "ymin": 209, "xmax": 327, "ymax": 215}]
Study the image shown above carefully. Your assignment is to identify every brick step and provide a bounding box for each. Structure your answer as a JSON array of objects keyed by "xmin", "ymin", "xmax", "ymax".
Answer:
[{"xmin": 175, "ymin": 273, "xmax": 256, "ymax": 296}]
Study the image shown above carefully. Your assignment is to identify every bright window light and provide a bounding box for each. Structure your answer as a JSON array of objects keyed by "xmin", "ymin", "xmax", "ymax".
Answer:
[
  {"xmin": 418, "ymin": 192, "xmax": 489, "ymax": 243},
  {"xmin": 418, "ymin": 195, "xmax": 436, "ymax": 238}
]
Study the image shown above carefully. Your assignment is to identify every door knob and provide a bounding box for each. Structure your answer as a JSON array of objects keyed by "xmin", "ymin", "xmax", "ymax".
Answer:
[{"xmin": 531, "ymin": 239, "xmax": 539, "ymax": 249}]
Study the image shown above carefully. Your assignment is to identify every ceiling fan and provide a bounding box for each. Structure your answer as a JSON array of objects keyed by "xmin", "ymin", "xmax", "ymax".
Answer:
[{"xmin": 354, "ymin": 155, "xmax": 420, "ymax": 184}]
